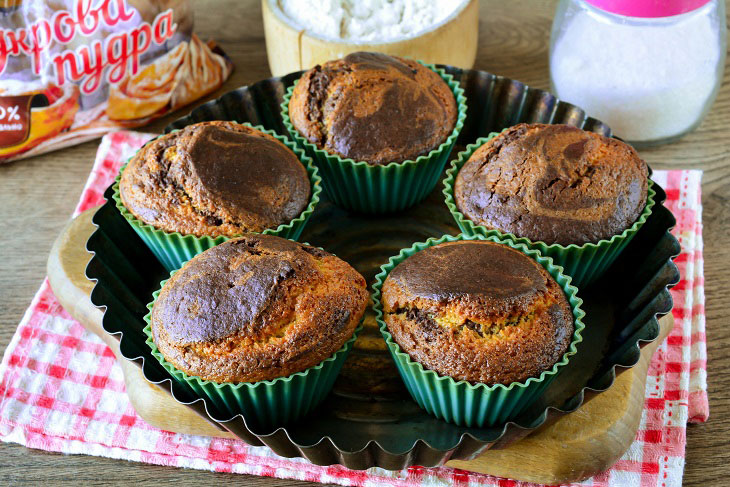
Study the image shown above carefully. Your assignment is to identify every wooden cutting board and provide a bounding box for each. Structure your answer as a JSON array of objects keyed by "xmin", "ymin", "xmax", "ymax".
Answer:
[{"xmin": 47, "ymin": 208, "xmax": 674, "ymax": 484}]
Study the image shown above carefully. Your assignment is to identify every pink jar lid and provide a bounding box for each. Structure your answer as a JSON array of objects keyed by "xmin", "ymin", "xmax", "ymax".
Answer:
[{"xmin": 584, "ymin": 0, "xmax": 712, "ymax": 17}]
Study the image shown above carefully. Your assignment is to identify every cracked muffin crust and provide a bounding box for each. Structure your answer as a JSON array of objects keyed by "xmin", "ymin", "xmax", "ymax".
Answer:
[
  {"xmin": 120, "ymin": 121, "xmax": 311, "ymax": 237},
  {"xmin": 454, "ymin": 123, "xmax": 649, "ymax": 245},
  {"xmin": 288, "ymin": 51, "xmax": 457, "ymax": 165},
  {"xmin": 151, "ymin": 234, "xmax": 369, "ymax": 383},
  {"xmin": 381, "ymin": 240, "xmax": 574, "ymax": 385}
]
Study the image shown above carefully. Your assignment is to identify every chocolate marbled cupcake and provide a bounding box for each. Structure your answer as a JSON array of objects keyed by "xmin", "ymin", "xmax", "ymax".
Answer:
[
  {"xmin": 454, "ymin": 123, "xmax": 649, "ymax": 246},
  {"xmin": 150, "ymin": 234, "xmax": 368, "ymax": 383},
  {"xmin": 282, "ymin": 52, "xmax": 466, "ymax": 213},
  {"xmin": 380, "ymin": 240, "xmax": 574, "ymax": 386},
  {"xmin": 288, "ymin": 51, "xmax": 457, "ymax": 165},
  {"xmin": 373, "ymin": 234, "xmax": 584, "ymax": 426},
  {"xmin": 120, "ymin": 121, "xmax": 311, "ymax": 237}
]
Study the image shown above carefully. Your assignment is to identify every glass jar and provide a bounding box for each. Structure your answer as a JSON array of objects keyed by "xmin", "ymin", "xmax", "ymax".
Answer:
[{"xmin": 550, "ymin": 0, "xmax": 726, "ymax": 147}]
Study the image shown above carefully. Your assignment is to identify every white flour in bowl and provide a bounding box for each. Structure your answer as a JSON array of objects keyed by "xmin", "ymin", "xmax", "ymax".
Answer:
[{"xmin": 277, "ymin": 0, "xmax": 467, "ymax": 43}]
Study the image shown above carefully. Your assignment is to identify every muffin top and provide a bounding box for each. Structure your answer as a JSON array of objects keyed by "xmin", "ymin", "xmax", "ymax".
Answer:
[
  {"xmin": 151, "ymin": 234, "xmax": 369, "ymax": 383},
  {"xmin": 381, "ymin": 240, "xmax": 574, "ymax": 385},
  {"xmin": 454, "ymin": 124, "xmax": 649, "ymax": 245},
  {"xmin": 288, "ymin": 51, "xmax": 457, "ymax": 165},
  {"xmin": 120, "ymin": 121, "xmax": 311, "ymax": 237}
]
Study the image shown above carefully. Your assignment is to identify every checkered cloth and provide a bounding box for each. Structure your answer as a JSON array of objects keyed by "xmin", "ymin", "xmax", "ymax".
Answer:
[{"xmin": 0, "ymin": 131, "xmax": 708, "ymax": 487}]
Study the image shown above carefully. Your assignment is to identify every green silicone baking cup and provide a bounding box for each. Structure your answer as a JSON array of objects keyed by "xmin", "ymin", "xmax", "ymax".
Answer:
[
  {"xmin": 281, "ymin": 62, "xmax": 467, "ymax": 214},
  {"xmin": 112, "ymin": 123, "xmax": 322, "ymax": 271},
  {"xmin": 143, "ymin": 275, "xmax": 361, "ymax": 430},
  {"xmin": 442, "ymin": 134, "xmax": 657, "ymax": 287},
  {"xmin": 372, "ymin": 233, "xmax": 585, "ymax": 427}
]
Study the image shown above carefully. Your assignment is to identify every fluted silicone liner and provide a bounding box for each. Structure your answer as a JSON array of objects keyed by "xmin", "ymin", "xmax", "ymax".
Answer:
[
  {"xmin": 112, "ymin": 123, "xmax": 322, "ymax": 271},
  {"xmin": 281, "ymin": 62, "xmax": 467, "ymax": 214},
  {"xmin": 144, "ymin": 272, "xmax": 361, "ymax": 430},
  {"xmin": 442, "ymin": 134, "xmax": 656, "ymax": 287},
  {"xmin": 372, "ymin": 233, "xmax": 585, "ymax": 427}
]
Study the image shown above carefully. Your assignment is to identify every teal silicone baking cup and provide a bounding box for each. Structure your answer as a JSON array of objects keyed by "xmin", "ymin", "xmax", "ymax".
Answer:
[
  {"xmin": 281, "ymin": 62, "xmax": 467, "ymax": 214},
  {"xmin": 442, "ymin": 134, "xmax": 656, "ymax": 287},
  {"xmin": 372, "ymin": 233, "xmax": 585, "ymax": 427},
  {"xmin": 112, "ymin": 123, "xmax": 322, "ymax": 271},
  {"xmin": 143, "ymin": 276, "xmax": 361, "ymax": 430}
]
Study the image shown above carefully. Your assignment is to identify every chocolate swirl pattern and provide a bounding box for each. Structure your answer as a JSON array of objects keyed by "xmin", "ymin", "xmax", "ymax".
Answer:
[
  {"xmin": 151, "ymin": 235, "xmax": 368, "ymax": 383},
  {"xmin": 288, "ymin": 51, "xmax": 458, "ymax": 165},
  {"xmin": 454, "ymin": 124, "xmax": 648, "ymax": 245},
  {"xmin": 120, "ymin": 121, "xmax": 311, "ymax": 237},
  {"xmin": 381, "ymin": 240, "xmax": 574, "ymax": 386}
]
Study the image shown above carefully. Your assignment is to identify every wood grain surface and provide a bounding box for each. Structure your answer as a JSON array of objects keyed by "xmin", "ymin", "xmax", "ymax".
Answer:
[{"xmin": 0, "ymin": 1, "xmax": 727, "ymax": 485}]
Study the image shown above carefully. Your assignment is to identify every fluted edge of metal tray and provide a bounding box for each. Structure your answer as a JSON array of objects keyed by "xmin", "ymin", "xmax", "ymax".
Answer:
[{"xmin": 85, "ymin": 66, "xmax": 681, "ymax": 470}]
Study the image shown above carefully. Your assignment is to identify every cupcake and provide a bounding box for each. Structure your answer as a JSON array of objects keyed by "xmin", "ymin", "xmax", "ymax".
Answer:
[
  {"xmin": 382, "ymin": 239, "xmax": 574, "ymax": 385},
  {"xmin": 445, "ymin": 123, "xmax": 654, "ymax": 286},
  {"xmin": 288, "ymin": 51, "xmax": 457, "ymax": 165},
  {"xmin": 115, "ymin": 121, "xmax": 321, "ymax": 270},
  {"xmin": 373, "ymin": 235, "xmax": 584, "ymax": 427},
  {"xmin": 146, "ymin": 234, "xmax": 369, "ymax": 427},
  {"xmin": 282, "ymin": 51, "xmax": 467, "ymax": 213}
]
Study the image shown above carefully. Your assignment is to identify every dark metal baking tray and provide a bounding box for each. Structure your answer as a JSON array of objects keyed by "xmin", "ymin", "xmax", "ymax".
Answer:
[{"xmin": 86, "ymin": 66, "xmax": 680, "ymax": 470}]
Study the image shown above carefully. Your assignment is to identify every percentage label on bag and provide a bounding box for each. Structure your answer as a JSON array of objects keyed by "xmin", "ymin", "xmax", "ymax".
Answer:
[
  {"xmin": 0, "ymin": 104, "xmax": 22, "ymax": 121},
  {"xmin": 0, "ymin": 95, "xmax": 32, "ymax": 148}
]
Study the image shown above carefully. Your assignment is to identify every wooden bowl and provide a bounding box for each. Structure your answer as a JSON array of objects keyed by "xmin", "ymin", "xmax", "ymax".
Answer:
[{"xmin": 261, "ymin": 0, "xmax": 479, "ymax": 76}]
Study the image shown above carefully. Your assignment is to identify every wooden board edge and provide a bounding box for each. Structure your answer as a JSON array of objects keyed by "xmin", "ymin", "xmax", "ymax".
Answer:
[
  {"xmin": 447, "ymin": 314, "xmax": 672, "ymax": 483},
  {"xmin": 47, "ymin": 207, "xmax": 235, "ymax": 439}
]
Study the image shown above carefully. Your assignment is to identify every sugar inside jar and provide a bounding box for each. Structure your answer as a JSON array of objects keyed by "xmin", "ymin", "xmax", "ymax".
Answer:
[{"xmin": 550, "ymin": 0, "xmax": 726, "ymax": 146}]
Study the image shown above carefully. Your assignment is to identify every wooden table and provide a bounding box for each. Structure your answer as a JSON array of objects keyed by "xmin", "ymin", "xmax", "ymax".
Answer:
[{"xmin": 0, "ymin": 1, "xmax": 727, "ymax": 485}]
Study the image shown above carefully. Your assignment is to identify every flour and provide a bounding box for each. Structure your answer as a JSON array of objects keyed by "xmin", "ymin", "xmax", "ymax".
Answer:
[
  {"xmin": 277, "ymin": 0, "xmax": 467, "ymax": 43},
  {"xmin": 550, "ymin": 2, "xmax": 723, "ymax": 143}
]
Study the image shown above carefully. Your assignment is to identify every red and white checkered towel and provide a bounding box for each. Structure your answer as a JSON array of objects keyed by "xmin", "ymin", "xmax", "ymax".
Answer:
[{"xmin": 0, "ymin": 131, "xmax": 708, "ymax": 487}]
